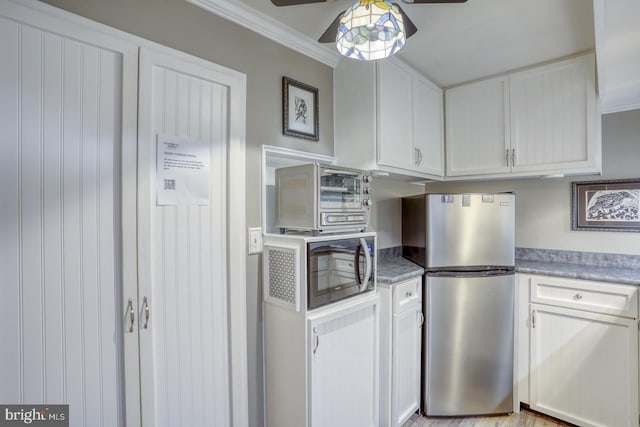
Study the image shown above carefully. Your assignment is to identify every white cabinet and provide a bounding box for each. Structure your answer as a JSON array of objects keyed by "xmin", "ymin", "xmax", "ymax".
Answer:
[
  {"xmin": 446, "ymin": 53, "xmax": 600, "ymax": 179},
  {"xmin": 377, "ymin": 60, "xmax": 413, "ymax": 171},
  {"xmin": 445, "ymin": 76, "xmax": 510, "ymax": 176},
  {"xmin": 379, "ymin": 277, "xmax": 423, "ymax": 427},
  {"xmin": 335, "ymin": 58, "xmax": 444, "ymax": 179},
  {"xmin": 510, "ymin": 54, "xmax": 600, "ymax": 175},
  {"xmin": 309, "ymin": 296, "xmax": 380, "ymax": 427},
  {"xmin": 264, "ymin": 286, "xmax": 380, "ymax": 427},
  {"xmin": 412, "ymin": 74, "xmax": 446, "ymax": 176},
  {"xmin": 519, "ymin": 274, "xmax": 639, "ymax": 427},
  {"xmin": 593, "ymin": 0, "xmax": 640, "ymax": 113}
]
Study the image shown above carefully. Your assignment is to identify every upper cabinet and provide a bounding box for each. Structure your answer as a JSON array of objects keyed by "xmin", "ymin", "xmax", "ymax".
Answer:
[
  {"xmin": 593, "ymin": 0, "xmax": 640, "ymax": 114},
  {"xmin": 445, "ymin": 75, "xmax": 510, "ymax": 176},
  {"xmin": 335, "ymin": 58, "xmax": 445, "ymax": 180},
  {"xmin": 446, "ymin": 52, "xmax": 601, "ymax": 179}
]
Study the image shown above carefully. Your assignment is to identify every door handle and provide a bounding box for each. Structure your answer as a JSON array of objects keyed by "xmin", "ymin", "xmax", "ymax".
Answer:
[
  {"xmin": 505, "ymin": 149, "xmax": 510, "ymax": 167},
  {"xmin": 511, "ymin": 148, "xmax": 516, "ymax": 166},
  {"xmin": 313, "ymin": 327, "xmax": 319, "ymax": 354},
  {"xmin": 142, "ymin": 296, "xmax": 150, "ymax": 329},
  {"xmin": 531, "ymin": 310, "xmax": 536, "ymax": 329},
  {"xmin": 418, "ymin": 311, "xmax": 424, "ymax": 327},
  {"xmin": 126, "ymin": 298, "xmax": 135, "ymax": 333}
]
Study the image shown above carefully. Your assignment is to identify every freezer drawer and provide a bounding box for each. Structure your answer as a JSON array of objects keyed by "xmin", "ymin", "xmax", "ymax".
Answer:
[{"xmin": 425, "ymin": 274, "xmax": 515, "ymax": 416}]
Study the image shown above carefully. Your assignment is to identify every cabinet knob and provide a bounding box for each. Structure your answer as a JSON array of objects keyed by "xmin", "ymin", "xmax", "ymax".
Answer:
[
  {"xmin": 574, "ymin": 293, "xmax": 583, "ymax": 300},
  {"xmin": 406, "ymin": 291, "xmax": 413, "ymax": 298}
]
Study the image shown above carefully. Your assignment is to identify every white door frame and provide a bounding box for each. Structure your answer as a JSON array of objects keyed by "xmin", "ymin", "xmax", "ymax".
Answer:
[{"xmin": 2, "ymin": 1, "xmax": 249, "ymax": 426}]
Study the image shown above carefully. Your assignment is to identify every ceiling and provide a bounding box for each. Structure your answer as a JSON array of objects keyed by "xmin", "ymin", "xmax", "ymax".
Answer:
[{"xmin": 235, "ymin": 0, "xmax": 595, "ymax": 88}]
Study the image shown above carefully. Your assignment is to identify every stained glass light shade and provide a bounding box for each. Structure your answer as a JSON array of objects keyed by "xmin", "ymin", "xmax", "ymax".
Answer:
[{"xmin": 336, "ymin": 0, "xmax": 406, "ymax": 61}]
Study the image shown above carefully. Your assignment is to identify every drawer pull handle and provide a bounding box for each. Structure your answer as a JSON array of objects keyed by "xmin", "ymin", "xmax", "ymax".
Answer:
[{"xmin": 574, "ymin": 293, "xmax": 583, "ymax": 300}]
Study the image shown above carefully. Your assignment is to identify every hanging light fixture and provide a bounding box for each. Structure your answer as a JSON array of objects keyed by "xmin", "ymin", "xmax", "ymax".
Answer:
[{"xmin": 336, "ymin": 0, "xmax": 406, "ymax": 61}]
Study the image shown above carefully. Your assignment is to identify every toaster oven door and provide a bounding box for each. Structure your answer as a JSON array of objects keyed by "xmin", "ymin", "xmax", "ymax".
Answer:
[
  {"xmin": 307, "ymin": 236, "xmax": 375, "ymax": 310},
  {"xmin": 318, "ymin": 168, "xmax": 363, "ymax": 210}
]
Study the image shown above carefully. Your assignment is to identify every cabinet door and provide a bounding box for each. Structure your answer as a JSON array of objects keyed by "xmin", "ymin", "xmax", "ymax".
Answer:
[
  {"xmin": 0, "ymin": 8, "xmax": 139, "ymax": 427},
  {"xmin": 530, "ymin": 304, "xmax": 638, "ymax": 427},
  {"xmin": 445, "ymin": 76, "xmax": 510, "ymax": 176},
  {"xmin": 377, "ymin": 60, "xmax": 413, "ymax": 171},
  {"xmin": 309, "ymin": 298, "xmax": 379, "ymax": 427},
  {"xmin": 510, "ymin": 54, "xmax": 600, "ymax": 174},
  {"xmin": 392, "ymin": 305, "xmax": 422, "ymax": 426},
  {"xmin": 137, "ymin": 48, "xmax": 244, "ymax": 427},
  {"xmin": 413, "ymin": 75, "xmax": 444, "ymax": 176}
]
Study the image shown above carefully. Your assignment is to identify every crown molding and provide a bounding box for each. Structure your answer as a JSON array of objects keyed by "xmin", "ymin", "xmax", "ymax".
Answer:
[{"xmin": 186, "ymin": 0, "xmax": 341, "ymax": 68}]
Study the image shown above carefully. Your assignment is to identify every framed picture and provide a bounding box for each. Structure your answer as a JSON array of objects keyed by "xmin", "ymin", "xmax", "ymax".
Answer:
[
  {"xmin": 572, "ymin": 178, "xmax": 640, "ymax": 232},
  {"xmin": 282, "ymin": 76, "xmax": 319, "ymax": 141}
]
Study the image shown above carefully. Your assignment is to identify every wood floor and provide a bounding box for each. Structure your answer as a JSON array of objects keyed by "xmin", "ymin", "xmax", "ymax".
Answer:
[{"xmin": 402, "ymin": 409, "xmax": 571, "ymax": 427}]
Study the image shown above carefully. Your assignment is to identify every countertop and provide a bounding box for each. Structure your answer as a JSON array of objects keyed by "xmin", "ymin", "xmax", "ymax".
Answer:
[
  {"xmin": 377, "ymin": 257, "xmax": 424, "ymax": 285},
  {"xmin": 377, "ymin": 254, "xmax": 640, "ymax": 286},
  {"xmin": 515, "ymin": 259, "xmax": 640, "ymax": 286}
]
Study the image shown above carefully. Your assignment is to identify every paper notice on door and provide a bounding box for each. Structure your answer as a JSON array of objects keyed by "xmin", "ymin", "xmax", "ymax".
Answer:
[{"xmin": 156, "ymin": 134, "xmax": 210, "ymax": 205}]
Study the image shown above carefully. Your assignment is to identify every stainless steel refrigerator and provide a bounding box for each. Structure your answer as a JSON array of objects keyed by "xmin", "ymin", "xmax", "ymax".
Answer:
[{"xmin": 402, "ymin": 193, "xmax": 515, "ymax": 416}]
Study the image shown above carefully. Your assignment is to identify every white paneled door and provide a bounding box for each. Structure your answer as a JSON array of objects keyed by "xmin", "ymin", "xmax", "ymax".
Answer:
[
  {"xmin": 137, "ymin": 48, "xmax": 247, "ymax": 427},
  {"xmin": 0, "ymin": 4, "xmax": 138, "ymax": 427},
  {"xmin": 1, "ymin": 2, "xmax": 247, "ymax": 427}
]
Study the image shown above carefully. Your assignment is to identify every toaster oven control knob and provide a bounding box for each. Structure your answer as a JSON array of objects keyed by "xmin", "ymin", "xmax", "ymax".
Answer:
[
  {"xmin": 363, "ymin": 199, "xmax": 373, "ymax": 207},
  {"xmin": 363, "ymin": 187, "xmax": 371, "ymax": 195},
  {"xmin": 363, "ymin": 175, "xmax": 372, "ymax": 183}
]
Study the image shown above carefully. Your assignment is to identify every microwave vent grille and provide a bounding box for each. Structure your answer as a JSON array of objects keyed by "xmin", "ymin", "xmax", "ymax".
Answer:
[{"xmin": 265, "ymin": 246, "xmax": 299, "ymax": 310}]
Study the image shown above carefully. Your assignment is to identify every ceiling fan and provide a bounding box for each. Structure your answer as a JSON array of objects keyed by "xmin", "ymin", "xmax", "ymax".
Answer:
[{"xmin": 271, "ymin": 0, "xmax": 468, "ymax": 60}]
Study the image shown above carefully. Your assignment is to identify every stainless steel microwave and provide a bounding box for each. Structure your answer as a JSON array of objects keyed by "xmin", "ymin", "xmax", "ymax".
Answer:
[
  {"xmin": 306, "ymin": 234, "xmax": 375, "ymax": 310},
  {"xmin": 275, "ymin": 163, "xmax": 372, "ymax": 233},
  {"xmin": 263, "ymin": 232, "xmax": 376, "ymax": 311}
]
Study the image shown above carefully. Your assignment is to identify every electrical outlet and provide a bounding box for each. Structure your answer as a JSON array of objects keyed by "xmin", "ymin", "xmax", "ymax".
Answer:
[{"xmin": 248, "ymin": 227, "xmax": 263, "ymax": 255}]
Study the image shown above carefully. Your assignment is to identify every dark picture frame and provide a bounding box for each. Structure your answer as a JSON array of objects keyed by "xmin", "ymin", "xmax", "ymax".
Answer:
[
  {"xmin": 282, "ymin": 76, "xmax": 319, "ymax": 141},
  {"xmin": 572, "ymin": 178, "xmax": 640, "ymax": 232}
]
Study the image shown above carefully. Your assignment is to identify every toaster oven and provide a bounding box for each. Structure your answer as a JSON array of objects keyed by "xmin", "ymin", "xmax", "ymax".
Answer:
[{"xmin": 275, "ymin": 163, "xmax": 372, "ymax": 233}]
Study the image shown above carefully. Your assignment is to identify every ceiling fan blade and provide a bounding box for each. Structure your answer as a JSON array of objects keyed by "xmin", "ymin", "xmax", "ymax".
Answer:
[
  {"xmin": 401, "ymin": 0, "xmax": 467, "ymax": 3},
  {"xmin": 271, "ymin": 0, "xmax": 329, "ymax": 6},
  {"xmin": 318, "ymin": 12, "xmax": 344, "ymax": 43},
  {"xmin": 395, "ymin": 5, "xmax": 418, "ymax": 39}
]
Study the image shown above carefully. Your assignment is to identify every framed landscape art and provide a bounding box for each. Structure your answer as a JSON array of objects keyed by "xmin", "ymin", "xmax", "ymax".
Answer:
[{"xmin": 572, "ymin": 178, "xmax": 640, "ymax": 232}]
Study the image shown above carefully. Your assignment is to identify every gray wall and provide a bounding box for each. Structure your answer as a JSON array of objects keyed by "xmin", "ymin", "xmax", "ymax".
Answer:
[
  {"xmin": 39, "ymin": 1, "xmax": 335, "ymax": 425},
  {"xmin": 425, "ymin": 109, "xmax": 640, "ymax": 255}
]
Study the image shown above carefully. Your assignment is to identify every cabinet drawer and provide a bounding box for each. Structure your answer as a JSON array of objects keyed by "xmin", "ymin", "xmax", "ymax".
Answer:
[
  {"xmin": 393, "ymin": 277, "xmax": 421, "ymax": 313},
  {"xmin": 530, "ymin": 275, "xmax": 638, "ymax": 318}
]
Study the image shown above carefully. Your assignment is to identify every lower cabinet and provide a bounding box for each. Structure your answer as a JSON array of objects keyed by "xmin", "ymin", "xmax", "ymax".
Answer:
[
  {"xmin": 519, "ymin": 274, "xmax": 639, "ymax": 427},
  {"xmin": 265, "ymin": 293, "xmax": 380, "ymax": 427},
  {"xmin": 308, "ymin": 296, "xmax": 380, "ymax": 427},
  {"xmin": 379, "ymin": 277, "xmax": 423, "ymax": 427}
]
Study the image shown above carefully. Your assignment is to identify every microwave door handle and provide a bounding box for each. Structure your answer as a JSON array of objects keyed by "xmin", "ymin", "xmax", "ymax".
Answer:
[{"xmin": 359, "ymin": 238, "xmax": 372, "ymax": 292}]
